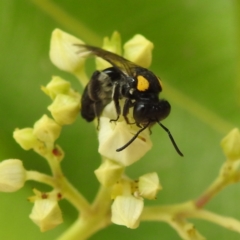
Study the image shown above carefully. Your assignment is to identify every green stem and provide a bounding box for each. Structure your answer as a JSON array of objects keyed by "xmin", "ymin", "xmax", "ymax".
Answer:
[
  {"xmin": 61, "ymin": 177, "xmax": 92, "ymax": 214},
  {"xmin": 57, "ymin": 213, "xmax": 111, "ymax": 240},
  {"xmin": 189, "ymin": 209, "xmax": 240, "ymax": 233},
  {"xmin": 26, "ymin": 170, "xmax": 55, "ymax": 187},
  {"xmin": 58, "ymin": 182, "xmax": 112, "ymax": 239},
  {"xmin": 194, "ymin": 177, "xmax": 227, "ymax": 208}
]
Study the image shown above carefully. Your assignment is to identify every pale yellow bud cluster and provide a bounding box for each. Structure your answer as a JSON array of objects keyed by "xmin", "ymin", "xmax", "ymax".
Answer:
[
  {"xmin": 95, "ymin": 158, "xmax": 161, "ymax": 228},
  {"xmin": 43, "ymin": 76, "xmax": 81, "ymax": 126},
  {"xmin": 110, "ymin": 173, "xmax": 161, "ymax": 228},
  {"xmin": 13, "ymin": 115, "xmax": 64, "ymax": 160}
]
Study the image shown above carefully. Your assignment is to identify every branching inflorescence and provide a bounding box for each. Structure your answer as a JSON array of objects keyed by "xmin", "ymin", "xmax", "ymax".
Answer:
[{"xmin": 1, "ymin": 29, "xmax": 240, "ymax": 240}]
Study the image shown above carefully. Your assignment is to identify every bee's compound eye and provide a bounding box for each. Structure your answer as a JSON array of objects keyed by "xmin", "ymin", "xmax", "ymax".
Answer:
[{"xmin": 133, "ymin": 102, "xmax": 148, "ymax": 122}]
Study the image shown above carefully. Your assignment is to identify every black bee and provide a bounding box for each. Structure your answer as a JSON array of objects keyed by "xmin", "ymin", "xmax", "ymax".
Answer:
[{"xmin": 75, "ymin": 44, "xmax": 183, "ymax": 156}]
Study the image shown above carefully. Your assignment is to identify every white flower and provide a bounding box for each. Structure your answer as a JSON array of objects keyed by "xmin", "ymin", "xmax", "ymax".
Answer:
[
  {"xmin": 29, "ymin": 199, "xmax": 63, "ymax": 232},
  {"xmin": 50, "ymin": 29, "xmax": 86, "ymax": 74},
  {"xmin": 0, "ymin": 159, "xmax": 26, "ymax": 192},
  {"xmin": 138, "ymin": 172, "xmax": 162, "ymax": 199},
  {"xmin": 13, "ymin": 128, "xmax": 40, "ymax": 150},
  {"xmin": 123, "ymin": 34, "xmax": 154, "ymax": 68},
  {"xmin": 33, "ymin": 115, "xmax": 62, "ymax": 143},
  {"xmin": 94, "ymin": 159, "xmax": 124, "ymax": 186},
  {"xmin": 48, "ymin": 93, "xmax": 81, "ymax": 125},
  {"xmin": 98, "ymin": 116, "xmax": 152, "ymax": 166},
  {"xmin": 111, "ymin": 195, "xmax": 144, "ymax": 229},
  {"xmin": 41, "ymin": 76, "xmax": 71, "ymax": 100},
  {"xmin": 95, "ymin": 31, "xmax": 122, "ymax": 70}
]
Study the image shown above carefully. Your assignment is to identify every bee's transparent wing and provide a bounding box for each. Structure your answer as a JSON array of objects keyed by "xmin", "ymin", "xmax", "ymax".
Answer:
[{"xmin": 74, "ymin": 44, "xmax": 138, "ymax": 77}]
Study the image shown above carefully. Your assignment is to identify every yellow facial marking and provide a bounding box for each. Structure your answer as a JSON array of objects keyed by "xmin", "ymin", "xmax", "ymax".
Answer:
[{"xmin": 137, "ymin": 75, "xmax": 149, "ymax": 91}]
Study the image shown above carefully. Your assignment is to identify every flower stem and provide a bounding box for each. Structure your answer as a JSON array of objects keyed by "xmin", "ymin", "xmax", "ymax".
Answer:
[
  {"xmin": 26, "ymin": 170, "xmax": 55, "ymax": 186},
  {"xmin": 61, "ymin": 177, "xmax": 92, "ymax": 215},
  {"xmin": 194, "ymin": 177, "xmax": 227, "ymax": 208}
]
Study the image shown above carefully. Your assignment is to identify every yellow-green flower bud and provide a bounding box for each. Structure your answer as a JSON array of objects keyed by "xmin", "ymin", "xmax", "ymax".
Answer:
[
  {"xmin": 98, "ymin": 117, "xmax": 152, "ymax": 166},
  {"xmin": 123, "ymin": 34, "xmax": 153, "ymax": 68},
  {"xmin": 29, "ymin": 199, "xmax": 63, "ymax": 232},
  {"xmin": 138, "ymin": 172, "xmax": 162, "ymax": 199},
  {"xmin": 94, "ymin": 159, "xmax": 124, "ymax": 187},
  {"xmin": 96, "ymin": 31, "xmax": 122, "ymax": 70},
  {"xmin": 50, "ymin": 29, "xmax": 86, "ymax": 74},
  {"xmin": 0, "ymin": 159, "xmax": 26, "ymax": 192},
  {"xmin": 221, "ymin": 128, "xmax": 240, "ymax": 161},
  {"xmin": 33, "ymin": 115, "xmax": 61, "ymax": 143},
  {"xmin": 111, "ymin": 195, "xmax": 144, "ymax": 229},
  {"xmin": 41, "ymin": 76, "xmax": 71, "ymax": 100},
  {"xmin": 13, "ymin": 128, "xmax": 39, "ymax": 150},
  {"xmin": 48, "ymin": 93, "xmax": 80, "ymax": 125}
]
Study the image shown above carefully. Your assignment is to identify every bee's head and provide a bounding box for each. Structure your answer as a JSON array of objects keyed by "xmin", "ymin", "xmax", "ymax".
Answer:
[{"xmin": 133, "ymin": 99, "xmax": 171, "ymax": 125}]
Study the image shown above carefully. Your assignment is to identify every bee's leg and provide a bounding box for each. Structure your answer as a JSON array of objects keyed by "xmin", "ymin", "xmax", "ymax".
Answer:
[
  {"xmin": 93, "ymin": 101, "xmax": 104, "ymax": 130},
  {"xmin": 110, "ymin": 83, "xmax": 121, "ymax": 122},
  {"xmin": 122, "ymin": 99, "xmax": 135, "ymax": 124}
]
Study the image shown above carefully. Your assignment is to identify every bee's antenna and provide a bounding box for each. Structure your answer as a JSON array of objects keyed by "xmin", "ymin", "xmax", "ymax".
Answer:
[
  {"xmin": 158, "ymin": 122, "xmax": 183, "ymax": 157},
  {"xmin": 116, "ymin": 122, "xmax": 150, "ymax": 152}
]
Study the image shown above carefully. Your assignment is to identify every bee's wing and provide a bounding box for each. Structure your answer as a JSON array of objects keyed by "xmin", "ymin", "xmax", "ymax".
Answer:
[{"xmin": 75, "ymin": 44, "xmax": 138, "ymax": 77}]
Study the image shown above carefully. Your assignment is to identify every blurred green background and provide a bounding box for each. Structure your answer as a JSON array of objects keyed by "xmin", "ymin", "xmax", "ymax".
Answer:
[{"xmin": 0, "ymin": 0, "xmax": 240, "ymax": 239}]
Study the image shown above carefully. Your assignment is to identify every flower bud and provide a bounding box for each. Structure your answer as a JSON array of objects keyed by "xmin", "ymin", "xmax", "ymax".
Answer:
[
  {"xmin": 0, "ymin": 159, "xmax": 26, "ymax": 192},
  {"xmin": 29, "ymin": 199, "xmax": 63, "ymax": 232},
  {"xmin": 111, "ymin": 195, "xmax": 144, "ymax": 229},
  {"xmin": 98, "ymin": 117, "xmax": 152, "ymax": 166},
  {"xmin": 123, "ymin": 34, "xmax": 154, "ymax": 68},
  {"xmin": 221, "ymin": 128, "xmax": 240, "ymax": 161},
  {"xmin": 95, "ymin": 31, "xmax": 122, "ymax": 70},
  {"xmin": 41, "ymin": 76, "xmax": 71, "ymax": 100},
  {"xmin": 33, "ymin": 115, "xmax": 61, "ymax": 143},
  {"xmin": 94, "ymin": 159, "xmax": 124, "ymax": 187},
  {"xmin": 50, "ymin": 29, "xmax": 86, "ymax": 74},
  {"xmin": 13, "ymin": 128, "xmax": 39, "ymax": 150},
  {"xmin": 138, "ymin": 172, "xmax": 162, "ymax": 199},
  {"xmin": 48, "ymin": 93, "xmax": 80, "ymax": 125}
]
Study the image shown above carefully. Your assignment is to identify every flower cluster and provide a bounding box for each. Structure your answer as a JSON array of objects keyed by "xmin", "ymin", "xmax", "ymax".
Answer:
[
  {"xmin": 1, "ymin": 28, "xmax": 240, "ymax": 240},
  {"xmin": 50, "ymin": 29, "xmax": 160, "ymax": 228}
]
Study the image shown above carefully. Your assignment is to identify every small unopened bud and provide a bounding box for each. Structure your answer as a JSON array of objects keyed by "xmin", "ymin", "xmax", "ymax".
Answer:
[
  {"xmin": 33, "ymin": 115, "xmax": 61, "ymax": 143},
  {"xmin": 123, "ymin": 34, "xmax": 153, "ymax": 68},
  {"xmin": 29, "ymin": 199, "xmax": 63, "ymax": 232},
  {"xmin": 41, "ymin": 76, "xmax": 71, "ymax": 100},
  {"xmin": 13, "ymin": 128, "xmax": 39, "ymax": 150},
  {"xmin": 221, "ymin": 128, "xmax": 240, "ymax": 161},
  {"xmin": 138, "ymin": 172, "xmax": 162, "ymax": 199},
  {"xmin": 48, "ymin": 93, "xmax": 80, "ymax": 125},
  {"xmin": 0, "ymin": 159, "xmax": 26, "ymax": 192},
  {"xmin": 111, "ymin": 195, "xmax": 144, "ymax": 229},
  {"xmin": 94, "ymin": 159, "xmax": 124, "ymax": 186},
  {"xmin": 96, "ymin": 31, "xmax": 122, "ymax": 70},
  {"xmin": 50, "ymin": 29, "xmax": 85, "ymax": 73}
]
